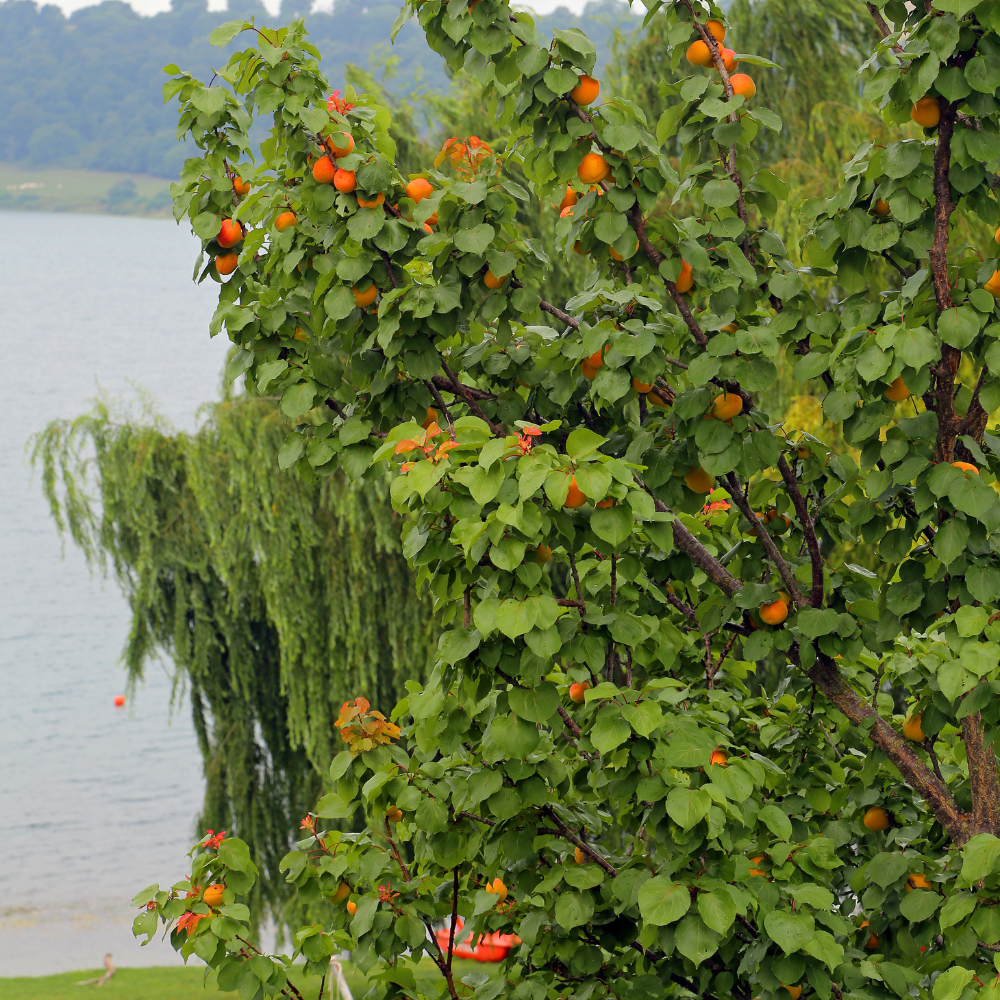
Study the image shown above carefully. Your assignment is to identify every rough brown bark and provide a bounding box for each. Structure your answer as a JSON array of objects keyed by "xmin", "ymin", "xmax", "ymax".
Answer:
[
  {"xmin": 963, "ymin": 711, "xmax": 1000, "ymax": 834},
  {"xmin": 808, "ymin": 654, "xmax": 974, "ymax": 845},
  {"xmin": 776, "ymin": 456, "xmax": 824, "ymax": 607}
]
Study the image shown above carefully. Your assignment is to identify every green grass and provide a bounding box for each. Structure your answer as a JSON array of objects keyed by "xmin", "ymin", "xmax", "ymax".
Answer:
[
  {"xmin": 0, "ymin": 958, "xmax": 494, "ymax": 1000},
  {"xmin": 0, "ymin": 162, "xmax": 173, "ymax": 217}
]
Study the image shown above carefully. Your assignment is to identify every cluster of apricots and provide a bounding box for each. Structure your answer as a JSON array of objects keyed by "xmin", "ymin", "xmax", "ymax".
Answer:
[{"xmin": 684, "ymin": 20, "xmax": 756, "ymax": 102}]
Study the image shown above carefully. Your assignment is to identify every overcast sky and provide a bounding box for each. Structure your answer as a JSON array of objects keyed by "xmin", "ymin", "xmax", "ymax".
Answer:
[{"xmin": 46, "ymin": 0, "xmax": 646, "ymax": 18}]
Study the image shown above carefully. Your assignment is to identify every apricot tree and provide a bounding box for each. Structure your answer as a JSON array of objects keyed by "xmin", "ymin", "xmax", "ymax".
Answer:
[{"xmin": 137, "ymin": 5, "xmax": 1000, "ymax": 1000}]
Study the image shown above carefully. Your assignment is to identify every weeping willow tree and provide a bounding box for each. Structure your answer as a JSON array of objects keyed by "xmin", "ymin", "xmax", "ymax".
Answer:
[{"xmin": 32, "ymin": 394, "xmax": 437, "ymax": 929}]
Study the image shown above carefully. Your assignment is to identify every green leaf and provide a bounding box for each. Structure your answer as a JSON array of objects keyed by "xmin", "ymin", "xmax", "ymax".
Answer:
[
  {"xmin": 698, "ymin": 888, "xmax": 737, "ymax": 933},
  {"xmin": 899, "ymin": 889, "xmax": 940, "ymax": 922},
  {"xmin": 938, "ymin": 306, "xmax": 981, "ymax": 348},
  {"xmin": 933, "ymin": 968, "xmax": 975, "ymax": 1000},
  {"xmin": 209, "ymin": 19, "xmax": 247, "ymax": 45},
  {"xmin": 494, "ymin": 598, "xmax": 538, "ymax": 638},
  {"xmin": 454, "ymin": 224, "xmax": 495, "ymax": 255},
  {"xmin": 796, "ymin": 608, "xmax": 840, "ymax": 638},
  {"xmin": 956, "ymin": 606, "xmax": 990, "ymax": 636},
  {"xmin": 939, "ymin": 892, "xmax": 977, "ymax": 930},
  {"xmin": 764, "ymin": 910, "xmax": 815, "ymax": 954},
  {"xmin": 868, "ymin": 852, "xmax": 909, "ymax": 887},
  {"xmin": 759, "ymin": 803, "xmax": 793, "ymax": 840},
  {"xmin": 962, "ymin": 834, "xmax": 1000, "ymax": 882},
  {"xmin": 508, "ymin": 682, "xmax": 559, "ymax": 722},
  {"xmin": 565, "ymin": 427, "xmax": 607, "ymax": 459},
  {"xmin": 490, "ymin": 712, "xmax": 540, "ymax": 758},
  {"xmin": 591, "ymin": 710, "xmax": 632, "ymax": 754},
  {"xmin": 591, "ymin": 505, "xmax": 634, "ymax": 546},
  {"xmin": 594, "ymin": 211, "xmax": 628, "ymax": 244},
  {"xmin": 665, "ymin": 786, "xmax": 711, "ymax": 830},
  {"xmin": 675, "ymin": 915, "xmax": 720, "ymax": 963},
  {"xmin": 935, "ymin": 517, "xmax": 970, "ymax": 566},
  {"xmin": 438, "ymin": 628, "xmax": 481, "ymax": 665},
  {"xmin": 702, "ymin": 179, "xmax": 740, "ymax": 208},
  {"xmin": 218, "ymin": 838, "xmax": 251, "ymax": 873},
  {"xmin": 638, "ymin": 877, "xmax": 691, "ymax": 925},
  {"xmin": 789, "ymin": 884, "xmax": 834, "ymax": 910},
  {"xmin": 555, "ymin": 891, "xmax": 594, "ymax": 929}
]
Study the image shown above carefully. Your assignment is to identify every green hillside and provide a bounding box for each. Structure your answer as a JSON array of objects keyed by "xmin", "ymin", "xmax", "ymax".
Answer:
[{"xmin": 0, "ymin": 0, "xmax": 637, "ymax": 180}]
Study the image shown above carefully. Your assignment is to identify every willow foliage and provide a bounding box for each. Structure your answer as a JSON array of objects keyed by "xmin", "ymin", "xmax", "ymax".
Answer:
[{"xmin": 32, "ymin": 396, "xmax": 436, "ymax": 925}]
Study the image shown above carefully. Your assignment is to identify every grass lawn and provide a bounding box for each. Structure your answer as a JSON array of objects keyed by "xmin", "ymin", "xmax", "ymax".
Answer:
[
  {"xmin": 0, "ymin": 162, "xmax": 173, "ymax": 217},
  {"xmin": 0, "ymin": 958, "xmax": 494, "ymax": 1000}
]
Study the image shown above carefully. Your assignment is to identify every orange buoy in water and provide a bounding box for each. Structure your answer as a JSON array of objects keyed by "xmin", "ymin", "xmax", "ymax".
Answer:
[{"xmin": 114, "ymin": 695, "xmax": 126, "ymax": 707}]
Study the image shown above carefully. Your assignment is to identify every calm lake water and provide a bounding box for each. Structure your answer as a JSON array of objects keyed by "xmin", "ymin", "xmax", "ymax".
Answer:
[{"xmin": 0, "ymin": 211, "xmax": 230, "ymax": 976}]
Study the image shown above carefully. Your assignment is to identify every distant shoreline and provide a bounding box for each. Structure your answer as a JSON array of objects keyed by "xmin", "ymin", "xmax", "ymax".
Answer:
[{"xmin": 0, "ymin": 163, "xmax": 173, "ymax": 219}]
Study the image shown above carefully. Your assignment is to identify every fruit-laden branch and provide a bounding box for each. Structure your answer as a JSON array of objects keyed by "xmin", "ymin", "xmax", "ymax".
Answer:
[
  {"xmin": 630, "ymin": 204, "xmax": 709, "ymax": 349},
  {"xmin": 776, "ymin": 456, "xmax": 824, "ymax": 607},
  {"xmin": 425, "ymin": 380, "xmax": 455, "ymax": 431},
  {"xmin": 725, "ymin": 473, "xmax": 805, "ymax": 609},
  {"xmin": 962, "ymin": 711, "xmax": 1000, "ymax": 834},
  {"xmin": 680, "ymin": 0, "xmax": 752, "ymax": 261},
  {"xmin": 806, "ymin": 652, "xmax": 974, "ymax": 845},
  {"xmin": 541, "ymin": 806, "xmax": 618, "ymax": 876},
  {"xmin": 635, "ymin": 478, "xmax": 741, "ymax": 596}
]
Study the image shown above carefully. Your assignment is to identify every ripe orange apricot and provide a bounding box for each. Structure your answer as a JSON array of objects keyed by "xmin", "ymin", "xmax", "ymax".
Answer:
[
  {"xmin": 675, "ymin": 260, "xmax": 694, "ymax": 293},
  {"xmin": 218, "ymin": 218, "xmax": 243, "ymax": 248},
  {"xmin": 346, "ymin": 900, "xmax": 357, "ymax": 916},
  {"xmin": 422, "ymin": 408, "xmax": 438, "ymax": 429},
  {"xmin": 760, "ymin": 599, "xmax": 789, "ymax": 626},
  {"xmin": 313, "ymin": 156, "xmax": 337, "ymax": 184},
  {"xmin": 730, "ymin": 73, "xmax": 756, "ymax": 100},
  {"xmin": 863, "ymin": 807, "xmax": 890, "ymax": 831},
  {"xmin": 326, "ymin": 131, "xmax": 355, "ymax": 157},
  {"xmin": 648, "ymin": 390, "xmax": 670, "ymax": 408},
  {"xmin": 578, "ymin": 152, "xmax": 611, "ymax": 184},
  {"xmin": 565, "ymin": 477, "xmax": 586, "ymax": 508},
  {"xmin": 331, "ymin": 882, "xmax": 351, "ymax": 903},
  {"xmin": 953, "ymin": 461, "xmax": 979, "ymax": 475},
  {"xmin": 684, "ymin": 468, "xmax": 713, "ymax": 494},
  {"xmin": 797, "ymin": 445, "xmax": 810, "ymax": 460},
  {"xmin": 686, "ymin": 40, "xmax": 713, "ymax": 66},
  {"xmin": 706, "ymin": 19, "xmax": 726, "ymax": 42},
  {"xmin": 720, "ymin": 48, "xmax": 738, "ymax": 72},
  {"xmin": 203, "ymin": 884, "xmax": 226, "ymax": 908},
  {"xmin": 873, "ymin": 198, "xmax": 890, "ymax": 217},
  {"xmin": 534, "ymin": 544, "xmax": 552, "ymax": 564},
  {"xmin": 484, "ymin": 269, "xmax": 508, "ymax": 290},
  {"xmin": 783, "ymin": 987, "xmax": 801, "ymax": 1000},
  {"xmin": 485, "ymin": 878, "xmax": 507, "ymax": 903},
  {"xmin": 357, "ymin": 192, "xmax": 385, "ymax": 209},
  {"xmin": 573, "ymin": 846, "xmax": 587, "ymax": 864},
  {"xmin": 906, "ymin": 873, "xmax": 931, "ymax": 892},
  {"xmin": 749, "ymin": 856, "xmax": 767, "ymax": 876},
  {"xmin": 710, "ymin": 749, "xmax": 729, "ymax": 767},
  {"xmin": 884, "ymin": 375, "xmax": 910, "ymax": 401},
  {"xmin": 275, "ymin": 211, "xmax": 297, "ymax": 231},
  {"xmin": 570, "ymin": 74, "xmax": 600, "ymax": 106},
  {"xmin": 216, "ymin": 252, "xmax": 239, "ymax": 276},
  {"xmin": 406, "ymin": 177, "xmax": 433, "ymax": 202},
  {"xmin": 423, "ymin": 223, "xmax": 433, "ymax": 233},
  {"xmin": 911, "ymin": 97, "xmax": 940, "ymax": 128},
  {"xmin": 332, "ymin": 168, "xmax": 356, "ymax": 193},
  {"xmin": 865, "ymin": 931, "xmax": 879, "ymax": 950},
  {"xmin": 712, "ymin": 393, "xmax": 742, "ymax": 420},
  {"xmin": 426, "ymin": 212, "xmax": 439, "ymax": 225},
  {"xmin": 232, "ymin": 176, "xmax": 251, "ymax": 196},
  {"xmin": 559, "ymin": 185, "xmax": 578, "ymax": 210},
  {"xmin": 995, "ymin": 225, "xmax": 1000, "ymax": 245},
  {"xmin": 596, "ymin": 498, "xmax": 614, "ymax": 508},
  {"xmin": 569, "ymin": 681, "xmax": 590, "ymax": 703},
  {"xmin": 386, "ymin": 806, "xmax": 403, "ymax": 823},
  {"xmin": 633, "ymin": 377, "xmax": 652, "ymax": 393},
  {"xmin": 293, "ymin": 327, "xmax": 308, "ymax": 342},
  {"xmin": 610, "ymin": 240, "xmax": 639, "ymax": 261},
  {"xmin": 581, "ymin": 361, "xmax": 599, "ymax": 379},
  {"xmin": 902, "ymin": 712, "xmax": 925, "ymax": 742},
  {"xmin": 354, "ymin": 284, "xmax": 378, "ymax": 308},
  {"xmin": 985, "ymin": 270, "xmax": 1000, "ymax": 297}
]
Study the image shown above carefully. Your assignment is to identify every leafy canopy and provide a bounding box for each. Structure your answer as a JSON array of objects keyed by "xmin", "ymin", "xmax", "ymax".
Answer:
[{"xmin": 136, "ymin": 5, "xmax": 1000, "ymax": 1000}]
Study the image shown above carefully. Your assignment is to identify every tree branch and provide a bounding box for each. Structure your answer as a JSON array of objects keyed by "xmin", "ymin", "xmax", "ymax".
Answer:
[
  {"xmin": 807, "ymin": 652, "xmax": 973, "ymax": 845},
  {"xmin": 439, "ymin": 359, "xmax": 499, "ymax": 432},
  {"xmin": 724, "ymin": 473, "xmax": 805, "ymax": 609},
  {"xmin": 542, "ymin": 806, "xmax": 618, "ymax": 877},
  {"xmin": 776, "ymin": 456, "xmax": 824, "ymax": 607},
  {"xmin": 447, "ymin": 867, "xmax": 460, "ymax": 972},
  {"xmin": 424, "ymin": 379, "xmax": 454, "ymax": 433},
  {"xmin": 865, "ymin": 1, "xmax": 904, "ymax": 53},
  {"xmin": 962, "ymin": 711, "xmax": 1000, "ymax": 834}
]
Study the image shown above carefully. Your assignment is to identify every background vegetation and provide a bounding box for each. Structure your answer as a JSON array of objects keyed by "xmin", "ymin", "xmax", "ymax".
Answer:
[{"xmin": 0, "ymin": 0, "xmax": 634, "ymax": 179}]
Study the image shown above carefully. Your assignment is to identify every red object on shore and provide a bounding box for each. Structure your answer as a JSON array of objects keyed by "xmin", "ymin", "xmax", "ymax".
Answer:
[
  {"xmin": 113, "ymin": 695, "xmax": 125, "ymax": 707},
  {"xmin": 433, "ymin": 918, "xmax": 520, "ymax": 962}
]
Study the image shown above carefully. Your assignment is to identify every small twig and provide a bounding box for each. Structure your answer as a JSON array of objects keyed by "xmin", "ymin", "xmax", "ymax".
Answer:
[
  {"xmin": 447, "ymin": 867, "xmax": 460, "ymax": 971},
  {"xmin": 456, "ymin": 810, "xmax": 496, "ymax": 826},
  {"xmin": 568, "ymin": 553, "xmax": 587, "ymax": 613},
  {"xmin": 707, "ymin": 634, "xmax": 737, "ymax": 689},
  {"xmin": 425, "ymin": 379, "xmax": 454, "ymax": 433},
  {"xmin": 463, "ymin": 586, "xmax": 471, "ymax": 629}
]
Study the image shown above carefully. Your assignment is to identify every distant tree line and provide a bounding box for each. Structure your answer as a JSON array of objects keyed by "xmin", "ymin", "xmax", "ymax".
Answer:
[{"xmin": 0, "ymin": 0, "xmax": 634, "ymax": 178}]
